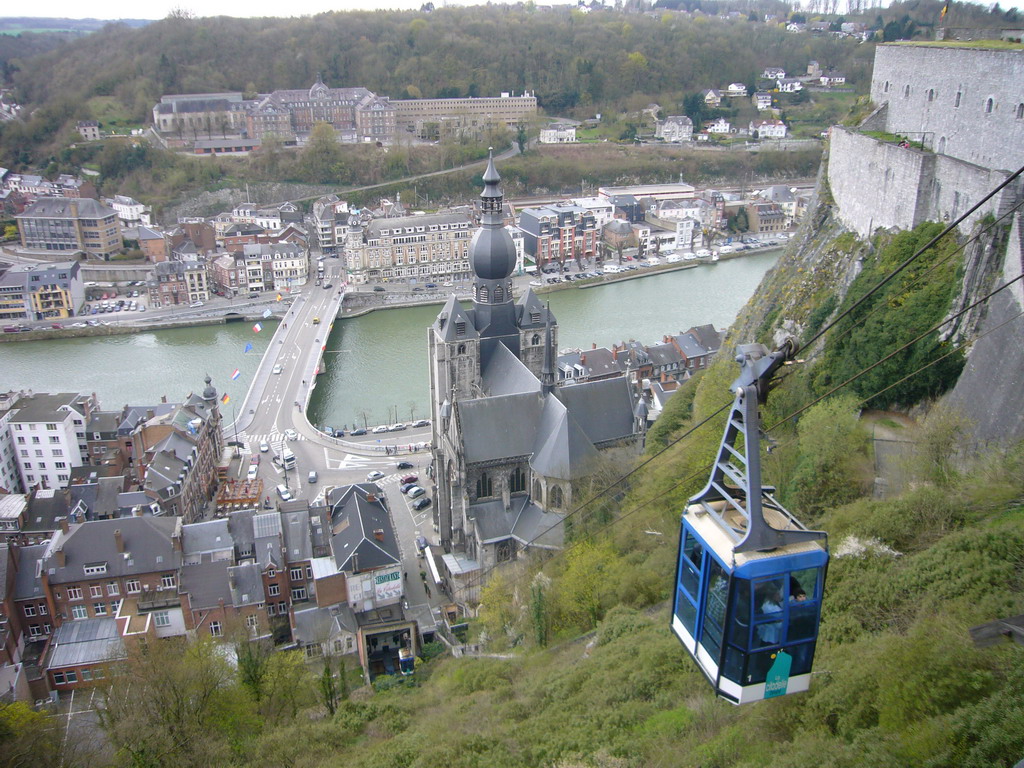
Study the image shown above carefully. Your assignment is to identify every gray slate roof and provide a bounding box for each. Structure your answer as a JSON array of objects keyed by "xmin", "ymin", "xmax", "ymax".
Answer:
[
  {"xmin": 228, "ymin": 561, "xmax": 265, "ymax": 607},
  {"xmin": 327, "ymin": 485, "xmax": 400, "ymax": 573},
  {"xmin": 481, "ymin": 342, "xmax": 541, "ymax": 397},
  {"xmin": 179, "ymin": 555, "xmax": 232, "ymax": 610},
  {"xmin": 14, "ymin": 544, "xmax": 48, "ymax": 602},
  {"xmin": 470, "ymin": 496, "xmax": 564, "ymax": 550},
  {"xmin": 44, "ymin": 516, "xmax": 180, "ymax": 584},
  {"xmin": 530, "ymin": 396, "xmax": 601, "ymax": 480}
]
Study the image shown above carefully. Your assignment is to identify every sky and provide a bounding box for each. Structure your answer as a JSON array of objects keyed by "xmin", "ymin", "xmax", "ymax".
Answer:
[{"xmin": 4, "ymin": 0, "xmax": 1022, "ymax": 22}]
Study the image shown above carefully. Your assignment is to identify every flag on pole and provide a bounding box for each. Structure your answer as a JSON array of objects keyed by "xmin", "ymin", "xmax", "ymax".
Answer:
[
  {"xmin": 276, "ymin": 293, "xmax": 283, "ymax": 301},
  {"xmin": 262, "ymin": 308, "xmax": 273, "ymax": 319},
  {"xmin": 221, "ymin": 393, "xmax": 230, "ymax": 404},
  {"xmin": 253, "ymin": 323, "xmax": 263, "ymax": 333},
  {"xmin": 231, "ymin": 368, "xmax": 241, "ymax": 380},
  {"xmin": 940, "ymin": 2, "xmax": 948, "ymax": 19},
  {"xmin": 244, "ymin": 342, "xmax": 254, "ymax": 353}
]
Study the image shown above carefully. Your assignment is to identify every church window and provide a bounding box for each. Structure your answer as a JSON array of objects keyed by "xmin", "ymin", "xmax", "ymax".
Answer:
[
  {"xmin": 455, "ymin": 321, "xmax": 466, "ymax": 336},
  {"xmin": 477, "ymin": 286, "xmax": 489, "ymax": 302},
  {"xmin": 457, "ymin": 343, "xmax": 466, "ymax": 354},
  {"xmin": 496, "ymin": 541, "xmax": 512, "ymax": 563},
  {"xmin": 550, "ymin": 486, "xmax": 563, "ymax": 508},
  {"xmin": 903, "ymin": 84, "xmax": 910, "ymax": 98},
  {"xmin": 510, "ymin": 467, "xmax": 526, "ymax": 493},
  {"xmin": 530, "ymin": 311, "xmax": 541, "ymax": 324},
  {"xmin": 493, "ymin": 286, "xmax": 504, "ymax": 302},
  {"xmin": 532, "ymin": 334, "xmax": 541, "ymax": 345},
  {"xmin": 533, "ymin": 480, "xmax": 542, "ymax": 499},
  {"xmin": 985, "ymin": 97, "xmax": 994, "ymax": 114},
  {"xmin": 1017, "ymin": 103, "xmax": 1024, "ymax": 120},
  {"xmin": 476, "ymin": 473, "xmax": 493, "ymax": 498},
  {"xmin": 927, "ymin": 89, "xmax": 935, "ymax": 102}
]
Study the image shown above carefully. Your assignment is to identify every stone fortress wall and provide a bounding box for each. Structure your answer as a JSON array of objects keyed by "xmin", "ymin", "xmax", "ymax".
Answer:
[{"xmin": 828, "ymin": 44, "xmax": 1023, "ymax": 239}]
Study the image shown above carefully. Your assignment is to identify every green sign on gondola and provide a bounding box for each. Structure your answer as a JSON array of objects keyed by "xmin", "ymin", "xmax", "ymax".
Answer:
[{"xmin": 764, "ymin": 650, "xmax": 792, "ymax": 699}]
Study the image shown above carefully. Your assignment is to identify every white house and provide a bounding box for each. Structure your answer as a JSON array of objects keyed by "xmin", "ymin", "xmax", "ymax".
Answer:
[
  {"xmin": 109, "ymin": 195, "xmax": 146, "ymax": 226},
  {"xmin": 674, "ymin": 217, "xmax": 701, "ymax": 251},
  {"xmin": 706, "ymin": 117, "xmax": 732, "ymax": 135},
  {"xmin": 777, "ymin": 78, "xmax": 803, "ymax": 93},
  {"xmin": 819, "ymin": 72, "xmax": 846, "ymax": 87},
  {"xmin": 655, "ymin": 115, "xmax": 693, "ymax": 143},
  {"xmin": 749, "ymin": 119, "xmax": 788, "ymax": 139},
  {"xmin": 701, "ymin": 89, "xmax": 723, "ymax": 108},
  {"xmin": 753, "ymin": 91, "xmax": 773, "ymax": 111},
  {"xmin": 572, "ymin": 197, "xmax": 617, "ymax": 228},
  {"xmin": 726, "ymin": 83, "xmax": 747, "ymax": 97},
  {"xmin": 763, "ymin": 67, "xmax": 786, "ymax": 79},
  {"xmin": 539, "ymin": 123, "xmax": 577, "ymax": 144}
]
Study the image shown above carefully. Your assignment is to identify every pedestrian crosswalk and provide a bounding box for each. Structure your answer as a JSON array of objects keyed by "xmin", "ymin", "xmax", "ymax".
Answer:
[{"xmin": 239, "ymin": 432, "xmax": 306, "ymax": 452}]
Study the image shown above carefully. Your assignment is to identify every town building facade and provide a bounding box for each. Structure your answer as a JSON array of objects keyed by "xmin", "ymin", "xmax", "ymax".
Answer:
[{"xmin": 16, "ymin": 198, "xmax": 122, "ymax": 259}]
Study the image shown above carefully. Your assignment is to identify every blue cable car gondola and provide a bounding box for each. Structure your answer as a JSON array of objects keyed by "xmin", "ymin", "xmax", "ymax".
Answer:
[{"xmin": 672, "ymin": 341, "xmax": 829, "ymax": 704}]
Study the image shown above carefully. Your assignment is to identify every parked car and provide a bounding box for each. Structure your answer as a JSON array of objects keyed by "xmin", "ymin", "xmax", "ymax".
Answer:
[
  {"xmin": 366, "ymin": 470, "xmax": 385, "ymax": 482},
  {"xmin": 407, "ymin": 486, "xmax": 426, "ymax": 499},
  {"xmin": 371, "ymin": 425, "xmax": 389, "ymax": 434},
  {"xmin": 425, "ymin": 283, "xmax": 437, "ymax": 288},
  {"xmin": 412, "ymin": 419, "xmax": 430, "ymax": 428},
  {"xmin": 373, "ymin": 286, "xmax": 386, "ymax": 292},
  {"xmin": 400, "ymin": 482, "xmax": 418, "ymax": 495},
  {"xmin": 396, "ymin": 461, "xmax": 414, "ymax": 470},
  {"xmin": 350, "ymin": 427, "xmax": 367, "ymax": 436},
  {"xmin": 401, "ymin": 474, "xmax": 418, "ymax": 484},
  {"xmin": 246, "ymin": 464, "xmax": 259, "ymax": 481},
  {"xmin": 323, "ymin": 426, "xmax": 334, "ymax": 437},
  {"xmin": 389, "ymin": 423, "xmax": 407, "ymax": 431},
  {"xmin": 412, "ymin": 497, "xmax": 432, "ymax": 511}
]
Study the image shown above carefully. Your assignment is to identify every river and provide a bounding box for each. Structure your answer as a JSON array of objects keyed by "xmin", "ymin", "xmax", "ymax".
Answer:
[{"xmin": 0, "ymin": 250, "xmax": 779, "ymax": 426}]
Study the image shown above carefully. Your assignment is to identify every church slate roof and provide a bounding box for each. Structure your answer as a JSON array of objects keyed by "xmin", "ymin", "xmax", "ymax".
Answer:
[
  {"xmin": 457, "ymin": 393, "xmax": 543, "ymax": 464},
  {"xmin": 556, "ymin": 377, "xmax": 636, "ymax": 446},
  {"xmin": 530, "ymin": 396, "xmax": 601, "ymax": 481},
  {"xmin": 433, "ymin": 296, "xmax": 479, "ymax": 343},
  {"xmin": 470, "ymin": 496, "xmax": 565, "ymax": 550},
  {"xmin": 514, "ymin": 288, "xmax": 552, "ymax": 329},
  {"xmin": 481, "ymin": 342, "xmax": 541, "ymax": 397}
]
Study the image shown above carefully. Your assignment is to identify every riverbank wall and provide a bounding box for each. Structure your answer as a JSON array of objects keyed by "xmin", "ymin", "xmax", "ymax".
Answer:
[{"xmin": 0, "ymin": 312, "xmax": 283, "ymax": 343}]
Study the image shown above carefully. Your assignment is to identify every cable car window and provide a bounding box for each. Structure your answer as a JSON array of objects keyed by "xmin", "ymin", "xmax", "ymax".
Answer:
[
  {"xmin": 700, "ymin": 559, "xmax": 729, "ymax": 660},
  {"xmin": 680, "ymin": 532, "xmax": 702, "ymax": 597},
  {"xmin": 727, "ymin": 580, "xmax": 752, "ymax": 650},
  {"xmin": 788, "ymin": 568, "xmax": 818, "ymax": 601},
  {"xmin": 754, "ymin": 578, "xmax": 785, "ymax": 648}
]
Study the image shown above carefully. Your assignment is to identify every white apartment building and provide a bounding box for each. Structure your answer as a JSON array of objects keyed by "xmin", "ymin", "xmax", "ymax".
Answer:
[
  {"xmin": 242, "ymin": 243, "xmax": 309, "ymax": 291},
  {"xmin": 539, "ymin": 123, "xmax": 577, "ymax": 143},
  {"xmin": 345, "ymin": 212, "xmax": 473, "ymax": 284},
  {"xmin": 571, "ymin": 197, "xmax": 617, "ymax": 229},
  {"xmin": 7, "ymin": 393, "xmax": 94, "ymax": 491}
]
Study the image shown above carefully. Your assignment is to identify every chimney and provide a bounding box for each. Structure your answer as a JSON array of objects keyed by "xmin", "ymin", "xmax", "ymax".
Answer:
[
  {"xmin": 133, "ymin": 507, "xmax": 143, "ymax": 517},
  {"xmin": 147, "ymin": 409, "xmax": 155, "ymax": 420},
  {"xmin": 114, "ymin": 529, "xmax": 124, "ymax": 553},
  {"xmin": 366, "ymin": 492, "xmax": 377, "ymax": 503},
  {"xmin": 591, "ymin": 342, "xmax": 597, "ymax": 350},
  {"xmin": 373, "ymin": 529, "xmax": 385, "ymax": 542},
  {"xmin": 54, "ymin": 547, "xmax": 66, "ymax": 567},
  {"xmin": 612, "ymin": 347, "xmax": 618, "ymax": 361},
  {"xmin": 59, "ymin": 517, "xmax": 69, "ymax": 534},
  {"xmin": 161, "ymin": 395, "xmax": 167, "ymax": 403},
  {"xmin": 580, "ymin": 353, "xmax": 586, "ymax": 365}
]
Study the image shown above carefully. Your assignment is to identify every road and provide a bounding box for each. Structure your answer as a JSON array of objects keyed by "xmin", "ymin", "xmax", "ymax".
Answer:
[{"xmin": 220, "ymin": 258, "xmax": 446, "ymax": 629}]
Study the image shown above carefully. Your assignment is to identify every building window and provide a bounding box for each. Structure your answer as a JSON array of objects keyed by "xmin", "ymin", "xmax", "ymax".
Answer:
[
  {"xmin": 476, "ymin": 473, "xmax": 493, "ymax": 498},
  {"xmin": 24, "ymin": 605, "xmax": 36, "ymax": 617},
  {"xmin": 46, "ymin": 423, "xmax": 57, "ymax": 431},
  {"xmin": 93, "ymin": 603, "xmax": 107, "ymax": 616},
  {"xmin": 53, "ymin": 672, "xmax": 65, "ymax": 684},
  {"xmin": 550, "ymin": 486, "xmax": 564, "ymax": 508},
  {"xmin": 268, "ymin": 584, "xmax": 280, "ymax": 597},
  {"xmin": 39, "ymin": 603, "xmax": 47, "ymax": 615},
  {"xmin": 903, "ymin": 85, "xmax": 910, "ymax": 98},
  {"xmin": 110, "ymin": 599, "xmax": 122, "ymax": 613},
  {"xmin": 510, "ymin": 466, "xmax": 526, "ymax": 494},
  {"xmin": 246, "ymin": 615, "xmax": 258, "ymax": 630},
  {"xmin": 29, "ymin": 625, "xmax": 42, "ymax": 638},
  {"xmin": 305, "ymin": 566, "xmax": 313, "ymax": 580},
  {"xmin": 65, "ymin": 670, "xmax": 77, "ymax": 684},
  {"xmin": 289, "ymin": 567, "xmax": 303, "ymax": 582},
  {"xmin": 291, "ymin": 586, "xmax": 307, "ymax": 602},
  {"xmin": 153, "ymin": 611, "xmax": 171, "ymax": 627},
  {"xmin": 986, "ymin": 97, "xmax": 994, "ymax": 114},
  {"xmin": 1017, "ymin": 103, "xmax": 1024, "ymax": 120},
  {"xmin": 67, "ymin": 587, "xmax": 83, "ymax": 600},
  {"xmin": 209, "ymin": 621, "xmax": 223, "ymax": 637},
  {"xmin": 90, "ymin": 585, "xmax": 103, "ymax": 598},
  {"xmin": 126, "ymin": 579, "xmax": 141, "ymax": 594},
  {"xmin": 107, "ymin": 583, "xmax": 119, "ymax": 596},
  {"xmin": 81, "ymin": 669, "xmax": 93, "ymax": 682},
  {"xmin": 71, "ymin": 605, "xmax": 88, "ymax": 620},
  {"xmin": 161, "ymin": 574, "xmax": 176, "ymax": 589},
  {"xmin": 267, "ymin": 603, "xmax": 276, "ymax": 616}
]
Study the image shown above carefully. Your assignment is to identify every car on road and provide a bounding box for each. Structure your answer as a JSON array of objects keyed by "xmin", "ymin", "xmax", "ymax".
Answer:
[
  {"xmin": 401, "ymin": 474, "xmax": 418, "ymax": 484},
  {"xmin": 189, "ymin": 301, "xmax": 204, "ymax": 308},
  {"xmin": 276, "ymin": 484, "xmax": 293, "ymax": 501},
  {"xmin": 259, "ymin": 441, "xmax": 270, "ymax": 453},
  {"xmin": 308, "ymin": 470, "xmax": 318, "ymax": 483},
  {"xmin": 366, "ymin": 470, "xmax": 385, "ymax": 482},
  {"xmin": 407, "ymin": 486, "xmax": 426, "ymax": 499},
  {"xmin": 272, "ymin": 364, "xmax": 283, "ymax": 374},
  {"xmin": 350, "ymin": 428, "xmax": 367, "ymax": 436},
  {"xmin": 415, "ymin": 535, "xmax": 429, "ymax": 552},
  {"xmin": 324, "ymin": 283, "xmax": 333, "ymax": 289},
  {"xmin": 443, "ymin": 281, "xmax": 453, "ymax": 287},
  {"xmin": 412, "ymin": 497, "xmax": 431, "ymax": 511},
  {"xmin": 371, "ymin": 425, "xmax": 389, "ymax": 434},
  {"xmin": 411, "ymin": 419, "xmax": 430, "ymax": 428},
  {"xmin": 312, "ymin": 317, "xmax": 320, "ymax": 324},
  {"xmin": 373, "ymin": 286, "xmax": 386, "ymax": 292},
  {"xmin": 247, "ymin": 464, "xmax": 259, "ymax": 481},
  {"xmin": 284, "ymin": 428, "xmax": 298, "ymax": 441},
  {"xmin": 396, "ymin": 461, "xmax": 413, "ymax": 470},
  {"xmin": 389, "ymin": 423, "xmax": 407, "ymax": 431}
]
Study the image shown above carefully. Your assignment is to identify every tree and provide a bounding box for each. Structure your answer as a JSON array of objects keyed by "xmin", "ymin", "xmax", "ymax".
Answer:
[
  {"xmin": 516, "ymin": 123, "xmax": 528, "ymax": 154},
  {"xmin": 603, "ymin": 221, "xmax": 636, "ymax": 264},
  {"xmin": 3, "ymin": 225, "xmax": 17, "ymax": 241}
]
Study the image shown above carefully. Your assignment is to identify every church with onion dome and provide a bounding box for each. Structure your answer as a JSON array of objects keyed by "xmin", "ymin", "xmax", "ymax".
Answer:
[{"xmin": 428, "ymin": 153, "xmax": 645, "ymax": 586}]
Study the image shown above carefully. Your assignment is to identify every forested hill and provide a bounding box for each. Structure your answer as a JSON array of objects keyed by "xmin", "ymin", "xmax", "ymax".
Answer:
[{"xmin": 4, "ymin": 7, "xmax": 870, "ymax": 123}]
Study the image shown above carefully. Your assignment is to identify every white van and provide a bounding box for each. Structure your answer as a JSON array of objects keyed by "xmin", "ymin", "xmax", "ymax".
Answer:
[
  {"xmin": 602, "ymin": 264, "xmax": 622, "ymax": 274},
  {"xmin": 276, "ymin": 484, "xmax": 293, "ymax": 501}
]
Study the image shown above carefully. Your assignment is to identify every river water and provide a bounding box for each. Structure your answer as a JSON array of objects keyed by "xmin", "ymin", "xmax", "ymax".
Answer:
[{"xmin": 0, "ymin": 250, "xmax": 779, "ymax": 425}]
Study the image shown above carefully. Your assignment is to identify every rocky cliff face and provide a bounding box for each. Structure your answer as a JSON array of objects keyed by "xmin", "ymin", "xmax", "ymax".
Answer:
[{"xmin": 728, "ymin": 154, "xmax": 1023, "ymax": 445}]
